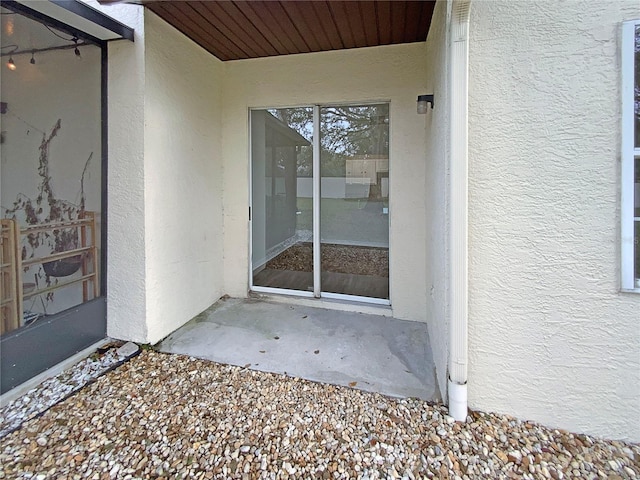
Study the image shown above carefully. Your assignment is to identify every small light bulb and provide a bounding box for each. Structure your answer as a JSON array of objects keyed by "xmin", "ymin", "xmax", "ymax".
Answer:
[{"xmin": 7, "ymin": 57, "xmax": 16, "ymax": 70}]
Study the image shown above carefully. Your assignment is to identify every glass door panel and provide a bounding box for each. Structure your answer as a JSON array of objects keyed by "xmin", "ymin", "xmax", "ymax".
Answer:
[
  {"xmin": 251, "ymin": 108, "xmax": 314, "ymax": 292},
  {"xmin": 1, "ymin": 8, "xmax": 103, "ymax": 335},
  {"xmin": 1, "ymin": 5, "xmax": 106, "ymax": 393},
  {"xmin": 319, "ymin": 104, "xmax": 389, "ymax": 299}
]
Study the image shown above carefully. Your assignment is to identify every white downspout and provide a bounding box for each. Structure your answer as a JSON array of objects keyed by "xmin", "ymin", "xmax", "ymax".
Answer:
[{"xmin": 448, "ymin": 0, "xmax": 471, "ymax": 422}]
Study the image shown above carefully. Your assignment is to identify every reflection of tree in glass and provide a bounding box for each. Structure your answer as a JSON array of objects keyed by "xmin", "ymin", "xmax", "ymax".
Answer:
[
  {"xmin": 321, "ymin": 105, "xmax": 389, "ymax": 155},
  {"xmin": 268, "ymin": 104, "xmax": 389, "ymax": 177},
  {"xmin": 321, "ymin": 105, "xmax": 389, "ymax": 177},
  {"xmin": 268, "ymin": 108, "xmax": 313, "ymax": 176}
]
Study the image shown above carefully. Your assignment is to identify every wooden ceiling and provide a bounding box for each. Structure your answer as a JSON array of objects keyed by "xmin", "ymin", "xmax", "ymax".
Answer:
[{"xmin": 110, "ymin": 1, "xmax": 436, "ymax": 61}]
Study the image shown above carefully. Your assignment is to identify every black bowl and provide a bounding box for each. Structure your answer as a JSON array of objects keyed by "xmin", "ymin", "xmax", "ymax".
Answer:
[{"xmin": 43, "ymin": 256, "xmax": 82, "ymax": 277}]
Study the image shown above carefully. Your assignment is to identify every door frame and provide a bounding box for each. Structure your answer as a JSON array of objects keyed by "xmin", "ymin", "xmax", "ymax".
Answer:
[{"xmin": 248, "ymin": 102, "xmax": 391, "ymax": 306}]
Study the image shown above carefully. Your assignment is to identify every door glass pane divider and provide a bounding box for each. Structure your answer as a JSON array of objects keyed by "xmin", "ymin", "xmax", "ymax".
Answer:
[{"xmin": 312, "ymin": 105, "xmax": 321, "ymax": 298}]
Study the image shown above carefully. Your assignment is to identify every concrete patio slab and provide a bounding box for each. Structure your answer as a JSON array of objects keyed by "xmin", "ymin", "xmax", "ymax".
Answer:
[{"xmin": 158, "ymin": 297, "xmax": 439, "ymax": 401}]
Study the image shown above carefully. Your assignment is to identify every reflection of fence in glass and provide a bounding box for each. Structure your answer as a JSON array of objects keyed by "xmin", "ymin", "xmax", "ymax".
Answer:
[
  {"xmin": 268, "ymin": 104, "xmax": 390, "ymax": 178},
  {"xmin": 319, "ymin": 105, "xmax": 390, "ymax": 298}
]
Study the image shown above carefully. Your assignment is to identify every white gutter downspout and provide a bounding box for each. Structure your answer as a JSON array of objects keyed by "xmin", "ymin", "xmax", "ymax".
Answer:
[{"xmin": 448, "ymin": 0, "xmax": 471, "ymax": 422}]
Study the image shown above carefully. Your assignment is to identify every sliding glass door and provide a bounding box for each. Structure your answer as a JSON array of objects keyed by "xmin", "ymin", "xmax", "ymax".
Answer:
[
  {"xmin": 1, "ymin": 5, "xmax": 106, "ymax": 393},
  {"xmin": 319, "ymin": 105, "xmax": 389, "ymax": 299},
  {"xmin": 251, "ymin": 108, "xmax": 314, "ymax": 293},
  {"xmin": 251, "ymin": 104, "xmax": 389, "ymax": 302}
]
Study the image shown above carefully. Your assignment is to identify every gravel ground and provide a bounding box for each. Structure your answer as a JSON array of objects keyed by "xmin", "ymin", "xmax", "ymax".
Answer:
[
  {"xmin": 267, "ymin": 243, "xmax": 389, "ymax": 277},
  {"xmin": 1, "ymin": 350, "xmax": 638, "ymax": 479},
  {"xmin": 0, "ymin": 342, "xmax": 131, "ymax": 439}
]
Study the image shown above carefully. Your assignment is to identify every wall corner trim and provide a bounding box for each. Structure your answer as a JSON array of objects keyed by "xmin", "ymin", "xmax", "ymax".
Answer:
[{"xmin": 448, "ymin": 0, "xmax": 471, "ymax": 422}]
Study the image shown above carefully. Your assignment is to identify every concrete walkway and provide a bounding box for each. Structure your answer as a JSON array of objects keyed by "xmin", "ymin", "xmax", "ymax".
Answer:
[{"xmin": 158, "ymin": 297, "xmax": 439, "ymax": 401}]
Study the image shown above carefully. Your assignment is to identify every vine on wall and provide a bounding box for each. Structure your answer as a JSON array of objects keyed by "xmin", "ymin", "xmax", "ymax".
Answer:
[{"xmin": 2, "ymin": 119, "xmax": 93, "ymax": 307}]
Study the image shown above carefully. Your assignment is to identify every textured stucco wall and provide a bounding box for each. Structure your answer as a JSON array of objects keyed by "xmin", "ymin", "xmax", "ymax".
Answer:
[
  {"xmin": 89, "ymin": 3, "xmax": 225, "ymax": 344},
  {"xmin": 468, "ymin": 0, "xmax": 640, "ymax": 441},
  {"xmin": 221, "ymin": 44, "xmax": 429, "ymax": 321},
  {"xmin": 423, "ymin": 0, "xmax": 450, "ymax": 402},
  {"xmin": 92, "ymin": 1, "xmax": 149, "ymax": 342},
  {"xmin": 143, "ymin": 11, "xmax": 225, "ymax": 344}
]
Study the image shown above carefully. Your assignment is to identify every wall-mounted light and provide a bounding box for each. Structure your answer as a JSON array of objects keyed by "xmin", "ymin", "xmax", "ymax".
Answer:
[
  {"xmin": 6, "ymin": 56, "xmax": 16, "ymax": 70},
  {"xmin": 417, "ymin": 94, "xmax": 434, "ymax": 114},
  {"xmin": 73, "ymin": 37, "xmax": 81, "ymax": 58},
  {"xmin": 30, "ymin": 51, "xmax": 36, "ymax": 64}
]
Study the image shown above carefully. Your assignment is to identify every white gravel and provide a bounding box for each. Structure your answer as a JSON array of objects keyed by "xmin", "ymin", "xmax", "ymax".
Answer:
[
  {"xmin": 0, "ymin": 350, "xmax": 638, "ymax": 479},
  {"xmin": 0, "ymin": 343, "xmax": 132, "ymax": 439}
]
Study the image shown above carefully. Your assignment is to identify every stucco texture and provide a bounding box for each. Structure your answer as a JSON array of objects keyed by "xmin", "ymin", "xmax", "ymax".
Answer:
[
  {"xmin": 94, "ymin": 0, "xmax": 640, "ymax": 441},
  {"xmin": 142, "ymin": 11, "xmax": 225, "ymax": 344},
  {"xmin": 221, "ymin": 43, "xmax": 429, "ymax": 322},
  {"xmin": 103, "ymin": 3, "xmax": 148, "ymax": 342},
  {"xmin": 423, "ymin": 0, "xmax": 451, "ymax": 403},
  {"xmin": 468, "ymin": 0, "xmax": 640, "ymax": 441},
  {"xmin": 100, "ymin": 4, "xmax": 226, "ymax": 344}
]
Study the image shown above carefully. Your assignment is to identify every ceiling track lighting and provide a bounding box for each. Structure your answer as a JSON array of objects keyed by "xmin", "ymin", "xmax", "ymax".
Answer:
[
  {"xmin": 2, "ymin": 44, "xmax": 18, "ymax": 70},
  {"xmin": 73, "ymin": 37, "xmax": 81, "ymax": 58},
  {"xmin": 1, "ymin": 41, "xmax": 90, "ymax": 64}
]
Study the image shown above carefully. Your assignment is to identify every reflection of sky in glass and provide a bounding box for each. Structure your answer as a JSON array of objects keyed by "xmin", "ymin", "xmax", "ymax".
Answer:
[
  {"xmin": 266, "ymin": 105, "xmax": 390, "ymax": 157},
  {"xmin": 267, "ymin": 108, "xmax": 313, "ymax": 141},
  {"xmin": 263, "ymin": 105, "xmax": 390, "ymax": 178}
]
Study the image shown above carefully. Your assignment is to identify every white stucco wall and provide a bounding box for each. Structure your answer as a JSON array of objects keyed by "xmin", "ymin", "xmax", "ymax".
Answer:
[
  {"xmin": 222, "ymin": 44, "xmax": 429, "ymax": 321},
  {"xmin": 91, "ymin": 3, "xmax": 226, "ymax": 344},
  {"xmin": 423, "ymin": 0, "xmax": 450, "ymax": 402},
  {"xmin": 468, "ymin": 0, "xmax": 640, "ymax": 441},
  {"xmin": 100, "ymin": 2, "xmax": 148, "ymax": 342},
  {"xmin": 142, "ymin": 11, "xmax": 225, "ymax": 344},
  {"xmin": 81, "ymin": 0, "xmax": 640, "ymax": 441}
]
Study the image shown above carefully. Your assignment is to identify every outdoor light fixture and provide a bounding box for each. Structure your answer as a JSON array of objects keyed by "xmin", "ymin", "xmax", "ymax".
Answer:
[
  {"xmin": 2, "ymin": 45, "xmax": 19, "ymax": 70},
  {"xmin": 417, "ymin": 94, "xmax": 434, "ymax": 113},
  {"xmin": 2, "ymin": 42, "xmax": 90, "ymax": 68},
  {"xmin": 73, "ymin": 37, "xmax": 81, "ymax": 57}
]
